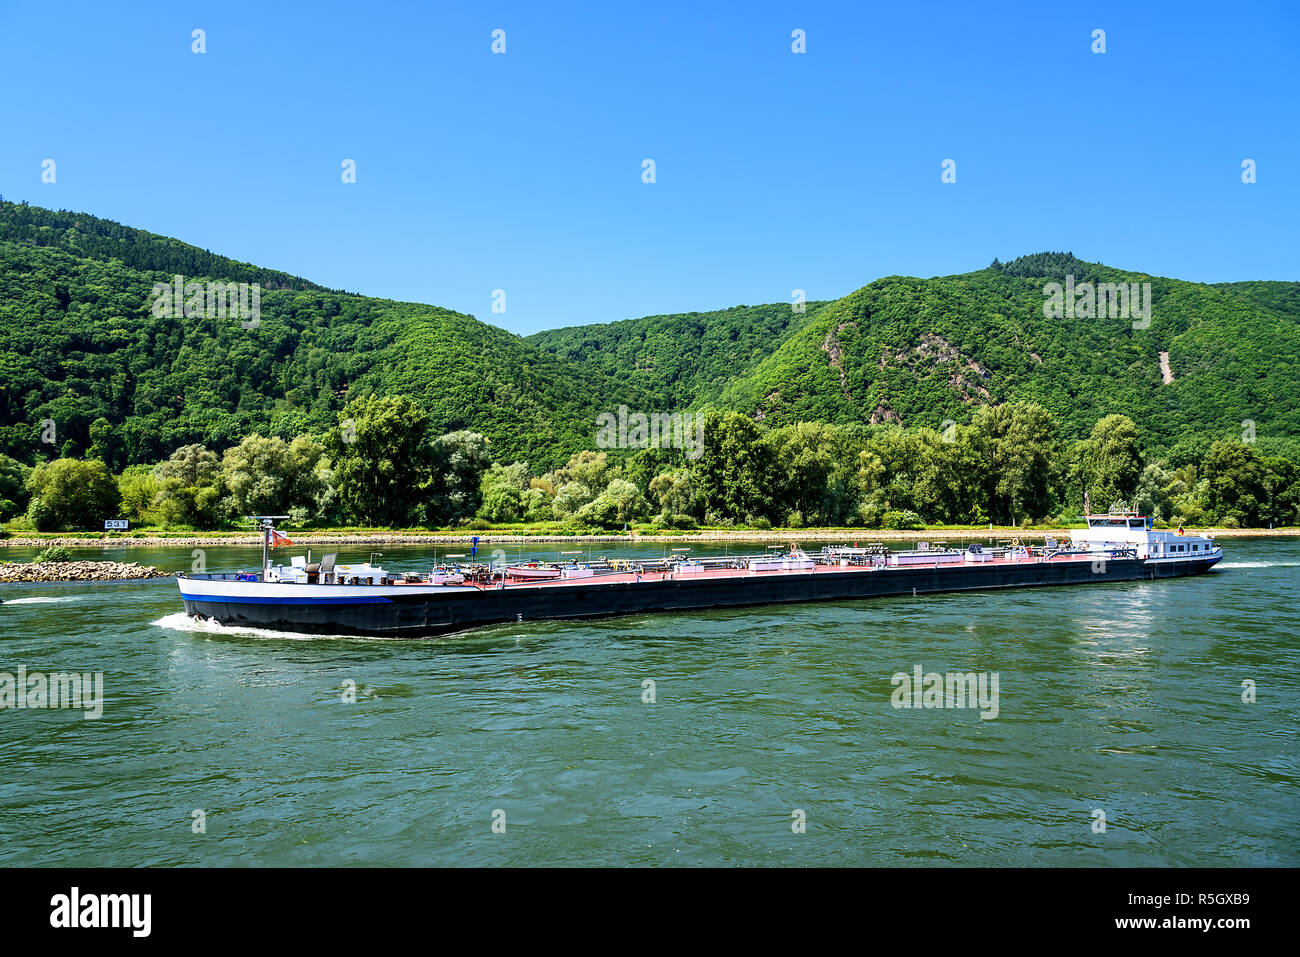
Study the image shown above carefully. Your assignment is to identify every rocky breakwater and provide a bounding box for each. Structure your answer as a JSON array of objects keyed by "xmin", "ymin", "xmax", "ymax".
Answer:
[{"xmin": 0, "ymin": 560, "xmax": 170, "ymax": 584}]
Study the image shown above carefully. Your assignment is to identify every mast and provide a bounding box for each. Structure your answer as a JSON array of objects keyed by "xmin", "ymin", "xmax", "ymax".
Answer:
[{"xmin": 247, "ymin": 515, "xmax": 290, "ymax": 579}]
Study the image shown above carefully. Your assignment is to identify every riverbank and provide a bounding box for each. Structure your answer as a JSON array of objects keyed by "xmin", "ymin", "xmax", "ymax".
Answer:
[
  {"xmin": 1, "ymin": 526, "xmax": 1294, "ymax": 548},
  {"xmin": 0, "ymin": 560, "xmax": 169, "ymax": 584}
]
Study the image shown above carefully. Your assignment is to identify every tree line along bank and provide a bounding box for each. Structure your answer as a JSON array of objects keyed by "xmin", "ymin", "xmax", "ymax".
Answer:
[{"xmin": 2, "ymin": 395, "xmax": 1296, "ymax": 535}]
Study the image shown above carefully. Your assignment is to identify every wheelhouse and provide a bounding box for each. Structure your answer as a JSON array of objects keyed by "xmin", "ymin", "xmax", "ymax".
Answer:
[{"xmin": 1069, "ymin": 511, "xmax": 1221, "ymax": 562}]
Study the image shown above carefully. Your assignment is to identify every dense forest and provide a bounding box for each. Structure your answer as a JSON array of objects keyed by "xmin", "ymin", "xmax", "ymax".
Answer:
[
  {"xmin": 722, "ymin": 256, "xmax": 1299, "ymax": 447},
  {"xmin": 528, "ymin": 301, "xmax": 829, "ymax": 409},
  {"xmin": 2, "ymin": 202, "xmax": 1298, "ymax": 532},
  {"xmin": 0, "ymin": 200, "xmax": 649, "ymax": 467},
  {"xmin": 530, "ymin": 252, "xmax": 1300, "ymax": 451}
]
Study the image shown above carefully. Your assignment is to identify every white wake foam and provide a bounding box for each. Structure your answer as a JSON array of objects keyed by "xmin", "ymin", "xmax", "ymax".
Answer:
[
  {"xmin": 151, "ymin": 611, "xmax": 380, "ymax": 641},
  {"xmin": 1218, "ymin": 561, "xmax": 1300, "ymax": 569},
  {"xmin": 2, "ymin": 596, "xmax": 81, "ymax": 604}
]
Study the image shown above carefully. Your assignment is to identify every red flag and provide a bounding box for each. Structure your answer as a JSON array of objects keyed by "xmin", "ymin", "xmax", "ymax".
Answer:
[{"xmin": 271, "ymin": 530, "xmax": 293, "ymax": 547}]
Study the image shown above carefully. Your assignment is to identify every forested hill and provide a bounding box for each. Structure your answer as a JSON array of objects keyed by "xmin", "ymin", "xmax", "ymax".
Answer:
[
  {"xmin": 0, "ymin": 201, "xmax": 329, "ymax": 293},
  {"xmin": 531, "ymin": 251, "xmax": 1298, "ymax": 447},
  {"xmin": 2, "ymin": 201, "xmax": 1297, "ymax": 473},
  {"xmin": 0, "ymin": 200, "xmax": 651, "ymax": 467},
  {"xmin": 527, "ymin": 301, "xmax": 830, "ymax": 409},
  {"xmin": 713, "ymin": 255, "xmax": 1300, "ymax": 444},
  {"xmin": 1209, "ymin": 280, "xmax": 1300, "ymax": 321}
]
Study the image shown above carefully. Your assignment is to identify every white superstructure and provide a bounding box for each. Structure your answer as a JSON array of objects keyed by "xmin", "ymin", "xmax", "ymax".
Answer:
[{"xmin": 1068, "ymin": 513, "xmax": 1221, "ymax": 563}]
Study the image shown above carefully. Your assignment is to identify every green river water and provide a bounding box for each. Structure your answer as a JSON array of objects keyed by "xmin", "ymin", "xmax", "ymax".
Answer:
[{"xmin": 0, "ymin": 538, "xmax": 1296, "ymax": 866}]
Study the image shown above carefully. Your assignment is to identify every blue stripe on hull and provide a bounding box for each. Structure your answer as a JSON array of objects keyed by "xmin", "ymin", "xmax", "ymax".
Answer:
[{"xmin": 179, "ymin": 592, "xmax": 392, "ymax": 605}]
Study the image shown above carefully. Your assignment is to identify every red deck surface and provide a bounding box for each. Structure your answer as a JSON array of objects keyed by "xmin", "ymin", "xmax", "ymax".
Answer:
[{"xmin": 475, "ymin": 553, "xmax": 1102, "ymax": 590}]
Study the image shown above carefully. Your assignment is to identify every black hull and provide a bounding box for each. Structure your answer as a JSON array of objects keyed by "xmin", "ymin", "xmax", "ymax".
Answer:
[{"xmin": 181, "ymin": 556, "xmax": 1221, "ymax": 638}]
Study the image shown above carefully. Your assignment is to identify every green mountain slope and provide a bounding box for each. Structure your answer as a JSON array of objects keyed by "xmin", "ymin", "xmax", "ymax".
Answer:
[
  {"xmin": 2, "ymin": 204, "xmax": 1296, "ymax": 474},
  {"xmin": 1209, "ymin": 280, "xmax": 1300, "ymax": 322},
  {"xmin": 0, "ymin": 201, "xmax": 647, "ymax": 467},
  {"xmin": 0, "ymin": 201, "xmax": 329, "ymax": 292},
  {"xmin": 528, "ymin": 301, "xmax": 829, "ymax": 409},
  {"xmin": 714, "ymin": 254, "xmax": 1300, "ymax": 446}
]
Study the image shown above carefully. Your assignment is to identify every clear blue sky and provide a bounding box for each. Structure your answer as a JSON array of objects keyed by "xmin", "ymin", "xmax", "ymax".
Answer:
[{"xmin": 1, "ymin": 0, "xmax": 1295, "ymax": 335}]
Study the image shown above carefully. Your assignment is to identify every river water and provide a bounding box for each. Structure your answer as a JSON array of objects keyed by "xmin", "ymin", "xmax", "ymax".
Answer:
[{"xmin": 1, "ymin": 538, "xmax": 1296, "ymax": 866}]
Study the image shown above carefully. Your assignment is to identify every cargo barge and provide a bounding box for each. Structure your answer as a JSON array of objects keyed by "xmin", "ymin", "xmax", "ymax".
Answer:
[{"xmin": 176, "ymin": 514, "xmax": 1223, "ymax": 637}]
